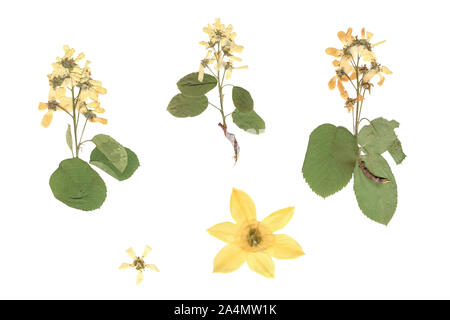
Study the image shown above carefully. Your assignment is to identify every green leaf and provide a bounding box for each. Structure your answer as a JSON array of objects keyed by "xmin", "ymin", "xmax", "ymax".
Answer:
[
  {"xmin": 232, "ymin": 86, "xmax": 254, "ymax": 113},
  {"xmin": 176, "ymin": 72, "xmax": 217, "ymax": 97},
  {"xmin": 231, "ymin": 110, "xmax": 265, "ymax": 134},
  {"xmin": 353, "ymin": 153, "xmax": 397, "ymax": 225},
  {"xmin": 49, "ymin": 158, "xmax": 107, "ymax": 211},
  {"xmin": 91, "ymin": 134, "xmax": 128, "ymax": 173},
  {"xmin": 358, "ymin": 117, "xmax": 400, "ymax": 154},
  {"xmin": 167, "ymin": 94, "xmax": 208, "ymax": 118},
  {"xmin": 302, "ymin": 124, "xmax": 358, "ymax": 198},
  {"xmin": 388, "ymin": 138, "xmax": 406, "ymax": 165},
  {"xmin": 90, "ymin": 147, "xmax": 139, "ymax": 181},
  {"xmin": 66, "ymin": 124, "xmax": 73, "ymax": 154}
]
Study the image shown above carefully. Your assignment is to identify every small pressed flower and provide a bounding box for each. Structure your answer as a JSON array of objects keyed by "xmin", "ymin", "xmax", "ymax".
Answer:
[
  {"xmin": 169, "ymin": 19, "xmax": 261, "ymax": 165},
  {"xmin": 208, "ymin": 188, "xmax": 304, "ymax": 278},
  {"xmin": 38, "ymin": 87, "xmax": 71, "ymax": 127},
  {"xmin": 198, "ymin": 51, "xmax": 214, "ymax": 82},
  {"xmin": 120, "ymin": 246, "xmax": 159, "ymax": 285}
]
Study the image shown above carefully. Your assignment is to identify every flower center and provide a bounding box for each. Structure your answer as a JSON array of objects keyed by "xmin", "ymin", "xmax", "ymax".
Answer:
[
  {"xmin": 134, "ymin": 257, "xmax": 145, "ymax": 271},
  {"xmin": 61, "ymin": 58, "xmax": 76, "ymax": 70},
  {"xmin": 247, "ymin": 228, "xmax": 262, "ymax": 247},
  {"xmin": 344, "ymin": 39, "xmax": 371, "ymax": 56}
]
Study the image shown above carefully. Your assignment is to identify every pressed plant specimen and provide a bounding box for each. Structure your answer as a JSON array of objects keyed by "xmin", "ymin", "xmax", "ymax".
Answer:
[
  {"xmin": 39, "ymin": 46, "xmax": 139, "ymax": 211},
  {"xmin": 120, "ymin": 246, "xmax": 159, "ymax": 285},
  {"xmin": 302, "ymin": 28, "xmax": 406, "ymax": 225},
  {"xmin": 167, "ymin": 18, "xmax": 265, "ymax": 164}
]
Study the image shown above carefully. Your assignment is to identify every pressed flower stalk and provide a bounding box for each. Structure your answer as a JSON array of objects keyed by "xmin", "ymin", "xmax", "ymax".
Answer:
[
  {"xmin": 39, "ymin": 46, "xmax": 140, "ymax": 211},
  {"xmin": 208, "ymin": 188, "xmax": 304, "ymax": 278},
  {"xmin": 167, "ymin": 18, "xmax": 265, "ymax": 164},
  {"xmin": 302, "ymin": 29, "xmax": 406, "ymax": 225},
  {"xmin": 120, "ymin": 246, "xmax": 159, "ymax": 285}
]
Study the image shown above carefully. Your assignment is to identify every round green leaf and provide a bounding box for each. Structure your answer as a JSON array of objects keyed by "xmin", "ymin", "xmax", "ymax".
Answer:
[
  {"xmin": 49, "ymin": 158, "xmax": 107, "ymax": 211},
  {"xmin": 353, "ymin": 153, "xmax": 397, "ymax": 225},
  {"xmin": 231, "ymin": 110, "xmax": 265, "ymax": 134},
  {"xmin": 176, "ymin": 72, "xmax": 217, "ymax": 96},
  {"xmin": 232, "ymin": 86, "xmax": 254, "ymax": 113},
  {"xmin": 302, "ymin": 124, "xmax": 358, "ymax": 198},
  {"xmin": 91, "ymin": 134, "xmax": 128, "ymax": 173},
  {"xmin": 167, "ymin": 94, "xmax": 208, "ymax": 118},
  {"xmin": 90, "ymin": 147, "xmax": 139, "ymax": 181}
]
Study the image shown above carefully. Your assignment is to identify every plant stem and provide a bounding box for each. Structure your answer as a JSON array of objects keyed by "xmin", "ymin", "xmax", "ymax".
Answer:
[
  {"xmin": 71, "ymin": 87, "xmax": 79, "ymax": 158},
  {"xmin": 215, "ymin": 42, "xmax": 227, "ymax": 127}
]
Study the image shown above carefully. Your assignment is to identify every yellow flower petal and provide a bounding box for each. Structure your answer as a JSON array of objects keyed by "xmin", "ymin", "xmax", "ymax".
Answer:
[
  {"xmin": 377, "ymin": 73, "xmax": 385, "ymax": 86},
  {"xmin": 230, "ymin": 188, "xmax": 257, "ymax": 224},
  {"xmin": 213, "ymin": 244, "xmax": 246, "ymax": 273},
  {"xmin": 207, "ymin": 222, "xmax": 238, "ymax": 243},
  {"xmin": 136, "ymin": 271, "xmax": 144, "ymax": 285},
  {"xmin": 126, "ymin": 248, "xmax": 136, "ymax": 260},
  {"xmin": 41, "ymin": 110, "xmax": 53, "ymax": 128},
  {"xmin": 268, "ymin": 234, "xmax": 304, "ymax": 259},
  {"xmin": 246, "ymin": 252, "xmax": 275, "ymax": 278},
  {"xmin": 91, "ymin": 117, "xmax": 108, "ymax": 125},
  {"xmin": 325, "ymin": 47, "xmax": 342, "ymax": 57},
  {"xmin": 119, "ymin": 263, "xmax": 132, "ymax": 270},
  {"xmin": 328, "ymin": 76, "xmax": 337, "ymax": 90},
  {"xmin": 381, "ymin": 66, "xmax": 392, "ymax": 74},
  {"xmin": 146, "ymin": 264, "xmax": 160, "ymax": 272},
  {"xmin": 38, "ymin": 102, "xmax": 48, "ymax": 110},
  {"xmin": 142, "ymin": 245, "xmax": 152, "ymax": 258},
  {"xmin": 363, "ymin": 69, "xmax": 377, "ymax": 83},
  {"xmin": 198, "ymin": 65, "xmax": 205, "ymax": 82},
  {"xmin": 366, "ymin": 31, "xmax": 374, "ymax": 41},
  {"xmin": 261, "ymin": 207, "xmax": 294, "ymax": 233},
  {"xmin": 337, "ymin": 79, "xmax": 348, "ymax": 100},
  {"xmin": 337, "ymin": 31, "xmax": 347, "ymax": 44}
]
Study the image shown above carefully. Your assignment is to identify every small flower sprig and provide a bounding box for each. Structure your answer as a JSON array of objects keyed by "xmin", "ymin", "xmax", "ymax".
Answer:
[
  {"xmin": 302, "ymin": 29, "xmax": 406, "ymax": 225},
  {"xmin": 39, "ymin": 46, "xmax": 140, "ymax": 211},
  {"xmin": 120, "ymin": 246, "xmax": 159, "ymax": 285},
  {"xmin": 167, "ymin": 19, "xmax": 265, "ymax": 164},
  {"xmin": 208, "ymin": 188, "xmax": 304, "ymax": 278}
]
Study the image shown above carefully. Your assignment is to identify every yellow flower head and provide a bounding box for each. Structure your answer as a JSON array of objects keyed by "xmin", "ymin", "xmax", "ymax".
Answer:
[
  {"xmin": 325, "ymin": 28, "xmax": 392, "ymax": 101},
  {"xmin": 208, "ymin": 189, "xmax": 304, "ymax": 278},
  {"xmin": 198, "ymin": 19, "xmax": 247, "ymax": 81},
  {"xmin": 40, "ymin": 46, "xmax": 108, "ymax": 127},
  {"xmin": 119, "ymin": 246, "xmax": 159, "ymax": 285}
]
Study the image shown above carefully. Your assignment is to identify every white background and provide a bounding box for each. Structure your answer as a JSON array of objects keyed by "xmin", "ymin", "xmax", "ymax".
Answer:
[{"xmin": 0, "ymin": 0, "xmax": 448, "ymax": 299}]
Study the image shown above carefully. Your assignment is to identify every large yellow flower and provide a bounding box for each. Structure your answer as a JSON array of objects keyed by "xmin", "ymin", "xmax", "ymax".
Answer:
[{"xmin": 208, "ymin": 189, "xmax": 304, "ymax": 278}]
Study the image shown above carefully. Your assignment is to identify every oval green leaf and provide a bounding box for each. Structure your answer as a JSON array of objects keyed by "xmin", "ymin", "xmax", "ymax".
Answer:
[
  {"xmin": 167, "ymin": 93, "xmax": 208, "ymax": 118},
  {"xmin": 231, "ymin": 110, "xmax": 265, "ymax": 134},
  {"xmin": 302, "ymin": 124, "xmax": 358, "ymax": 198},
  {"xmin": 232, "ymin": 86, "xmax": 254, "ymax": 113},
  {"xmin": 176, "ymin": 72, "xmax": 217, "ymax": 96},
  {"xmin": 49, "ymin": 158, "xmax": 107, "ymax": 211},
  {"xmin": 91, "ymin": 134, "xmax": 128, "ymax": 173},
  {"xmin": 353, "ymin": 153, "xmax": 397, "ymax": 225},
  {"xmin": 90, "ymin": 147, "xmax": 139, "ymax": 181}
]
